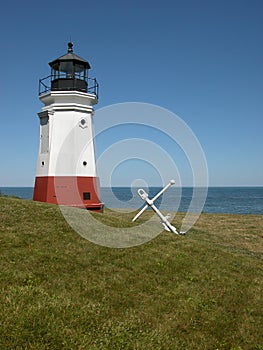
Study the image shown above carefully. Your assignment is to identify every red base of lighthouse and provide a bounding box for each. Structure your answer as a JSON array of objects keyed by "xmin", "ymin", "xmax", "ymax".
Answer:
[{"xmin": 33, "ymin": 176, "xmax": 103, "ymax": 211}]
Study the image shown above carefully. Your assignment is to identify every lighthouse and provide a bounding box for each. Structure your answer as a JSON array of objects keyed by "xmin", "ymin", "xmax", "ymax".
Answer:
[{"xmin": 33, "ymin": 42, "xmax": 103, "ymax": 211}]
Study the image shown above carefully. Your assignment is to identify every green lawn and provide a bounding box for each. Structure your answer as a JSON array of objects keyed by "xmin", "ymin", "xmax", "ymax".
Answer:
[{"xmin": 0, "ymin": 196, "xmax": 262, "ymax": 349}]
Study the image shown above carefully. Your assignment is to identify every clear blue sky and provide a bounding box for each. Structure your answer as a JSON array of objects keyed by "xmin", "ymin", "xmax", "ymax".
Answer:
[{"xmin": 0, "ymin": 0, "xmax": 262, "ymax": 187}]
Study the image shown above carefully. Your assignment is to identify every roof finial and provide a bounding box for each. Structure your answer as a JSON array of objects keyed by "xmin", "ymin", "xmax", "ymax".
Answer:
[{"xmin": 68, "ymin": 42, "xmax": 73, "ymax": 53}]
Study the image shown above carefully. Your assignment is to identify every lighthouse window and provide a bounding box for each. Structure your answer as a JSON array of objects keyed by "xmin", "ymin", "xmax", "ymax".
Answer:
[
  {"xmin": 40, "ymin": 117, "xmax": 49, "ymax": 154},
  {"xmin": 83, "ymin": 192, "xmax": 90, "ymax": 200},
  {"xmin": 83, "ymin": 161, "xmax": 87, "ymax": 166}
]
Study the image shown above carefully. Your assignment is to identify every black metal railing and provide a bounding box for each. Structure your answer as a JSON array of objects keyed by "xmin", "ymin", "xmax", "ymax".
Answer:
[
  {"xmin": 39, "ymin": 75, "xmax": 51, "ymax": 94},
  {"xmin": 38, "ymin": 75, "xmax": 99, "ymax": 98}
]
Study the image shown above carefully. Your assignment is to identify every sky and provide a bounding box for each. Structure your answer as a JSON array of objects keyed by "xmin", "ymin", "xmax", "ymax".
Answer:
[{"xmin": 0, "ymin": 0, "xmax": 262, "ymax": 187}]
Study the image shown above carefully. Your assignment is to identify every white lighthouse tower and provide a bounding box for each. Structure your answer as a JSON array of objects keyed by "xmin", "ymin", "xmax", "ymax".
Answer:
[{"xmin": 33, "ymin": 42, "xmax": 103, "ymax": 211}]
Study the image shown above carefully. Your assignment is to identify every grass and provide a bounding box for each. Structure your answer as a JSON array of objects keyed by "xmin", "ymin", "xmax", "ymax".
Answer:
[{"xmin": 0, "ymin": 196, "xmax": 262, "ymax": 349}]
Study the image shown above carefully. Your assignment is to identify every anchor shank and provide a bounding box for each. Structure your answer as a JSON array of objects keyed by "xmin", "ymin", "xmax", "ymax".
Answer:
[{"xmin": 150, "ymin": 203, "xmax": 176, "ymax": 232}]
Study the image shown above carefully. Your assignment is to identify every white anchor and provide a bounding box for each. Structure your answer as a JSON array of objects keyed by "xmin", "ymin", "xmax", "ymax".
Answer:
[{"xmin": 132, "ymin": 180, "xmax": 184, "ymax": 235}]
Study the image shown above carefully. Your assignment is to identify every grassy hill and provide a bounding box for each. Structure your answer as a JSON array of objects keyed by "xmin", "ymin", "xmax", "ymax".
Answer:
[{"xmin": 0, "ymin": 196, "xmax": 262, "ymax": 349}]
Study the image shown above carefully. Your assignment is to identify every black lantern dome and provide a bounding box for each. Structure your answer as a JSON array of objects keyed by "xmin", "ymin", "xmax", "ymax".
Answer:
[
  {"xmin": 49, "ymin": 42, "xmax": 90, "ymax": 92},
  {"xmin": 39, "ymin": 43, "xmax": 98, "ymax": 96}
]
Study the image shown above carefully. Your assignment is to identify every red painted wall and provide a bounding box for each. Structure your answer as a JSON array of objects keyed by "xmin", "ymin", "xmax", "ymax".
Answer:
[{"xmin": 33, "ymin": 176, "xmax": 103, "ymax": 211}]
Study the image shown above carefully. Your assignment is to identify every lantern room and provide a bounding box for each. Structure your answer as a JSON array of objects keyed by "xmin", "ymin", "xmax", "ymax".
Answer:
[{"xmin": 39, "ymin": 42, "xmax": 98, "ymax": 96}]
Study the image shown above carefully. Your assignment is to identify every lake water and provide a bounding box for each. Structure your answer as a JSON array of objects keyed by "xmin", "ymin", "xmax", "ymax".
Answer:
[{"xmin": 1, "ymin": 187, "xmax": 262, "ymax": 215}]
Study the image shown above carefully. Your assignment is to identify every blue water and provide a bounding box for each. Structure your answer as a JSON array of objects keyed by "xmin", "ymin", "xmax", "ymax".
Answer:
[{"xmin": 1, "ymin": 186, "xmax": 262, "ymax": 215}]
